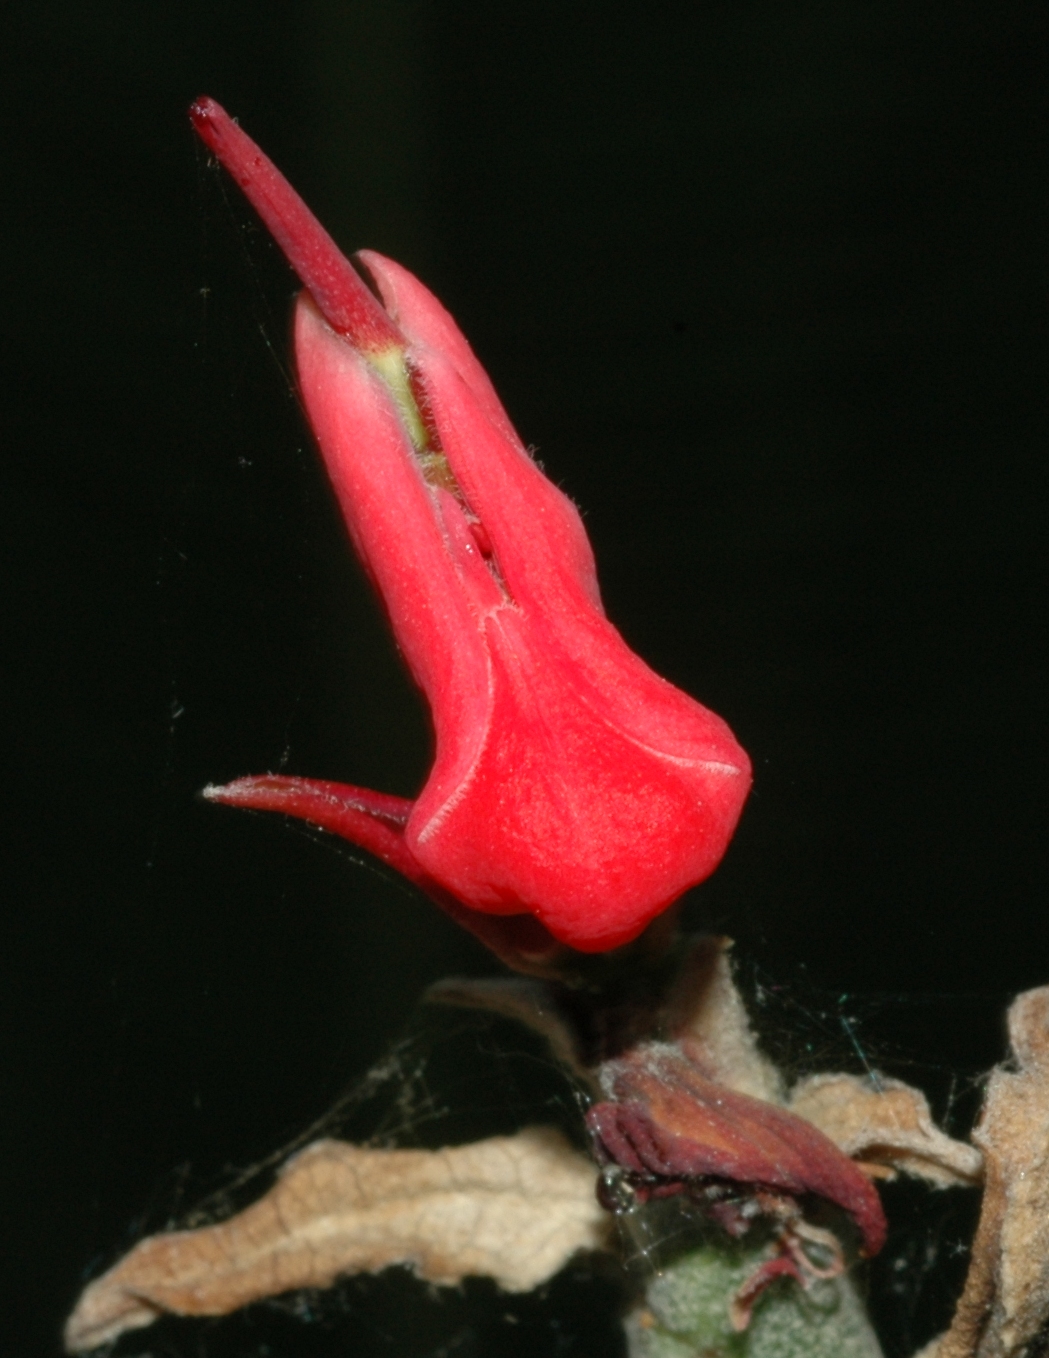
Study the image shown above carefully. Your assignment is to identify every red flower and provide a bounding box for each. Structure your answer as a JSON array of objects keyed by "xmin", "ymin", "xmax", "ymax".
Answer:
[{"xmin": 191, "ymin": 98, "xmax": 751, "ymax": 954}]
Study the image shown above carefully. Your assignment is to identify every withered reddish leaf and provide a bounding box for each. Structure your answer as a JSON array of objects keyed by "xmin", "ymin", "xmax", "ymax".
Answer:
[{"xmin": 587, "ymin": 1041, "xmax": 886, "ymax": 1257}]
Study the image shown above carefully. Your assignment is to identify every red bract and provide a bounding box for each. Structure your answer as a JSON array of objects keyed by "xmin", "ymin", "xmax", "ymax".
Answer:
[{"xmin": 191, "ymin": 97, "xmax": 751, "ymax": 953}]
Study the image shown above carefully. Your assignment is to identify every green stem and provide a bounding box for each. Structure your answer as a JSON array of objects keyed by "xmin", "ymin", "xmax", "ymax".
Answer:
[{"xmin": 624, "ymin": 1239, "xmax": 884, "ymax": 1358}]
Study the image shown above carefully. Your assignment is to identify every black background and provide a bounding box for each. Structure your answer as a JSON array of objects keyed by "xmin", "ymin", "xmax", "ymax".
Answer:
[{"xmin": 3, "ymin": 3, "xmax": 1048, "ymax": 1355}]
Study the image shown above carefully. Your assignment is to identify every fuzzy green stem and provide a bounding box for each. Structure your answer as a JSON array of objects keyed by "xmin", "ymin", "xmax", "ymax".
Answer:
[{"xmin": 625, "ymin": 1239, "xmax": 884, "ymax": 1358}]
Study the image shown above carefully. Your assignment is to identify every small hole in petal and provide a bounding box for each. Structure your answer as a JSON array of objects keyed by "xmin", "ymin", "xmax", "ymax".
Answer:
[{"xmin": 469, "ymin": 520, "xmax": 493, "ymax": 558}]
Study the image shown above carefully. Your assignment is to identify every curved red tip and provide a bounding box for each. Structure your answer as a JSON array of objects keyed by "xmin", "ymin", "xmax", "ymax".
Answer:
[{"xmin": 189, "ymin": 96, "xmax": 403, "ymax": 354}]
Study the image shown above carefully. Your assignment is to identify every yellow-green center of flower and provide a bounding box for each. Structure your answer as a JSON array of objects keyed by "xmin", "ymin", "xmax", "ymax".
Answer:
[{"xmin": 367, "ymin": 345, "xmax": 460, "ymax": 494}]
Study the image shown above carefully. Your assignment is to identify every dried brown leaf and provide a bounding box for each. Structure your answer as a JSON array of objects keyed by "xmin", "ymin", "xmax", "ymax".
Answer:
[
  {"xmin": 938, "ymin": 987, "xmax": 1049, "ymax": 1358},
  {"xmin": 789, "ymin": 1073, "xmax": 983, "ymax": 1188},
  {"xmin": 425, "ymin": 975, "xmax": 588, "ymax": 1081},
  {"xmin": 64, "ymin": 1127, "xmax": 608, "ymax": 1353},
  {"xmin": 660, "ymin": 937, "xmax": 784, "ymax": 1103}
]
